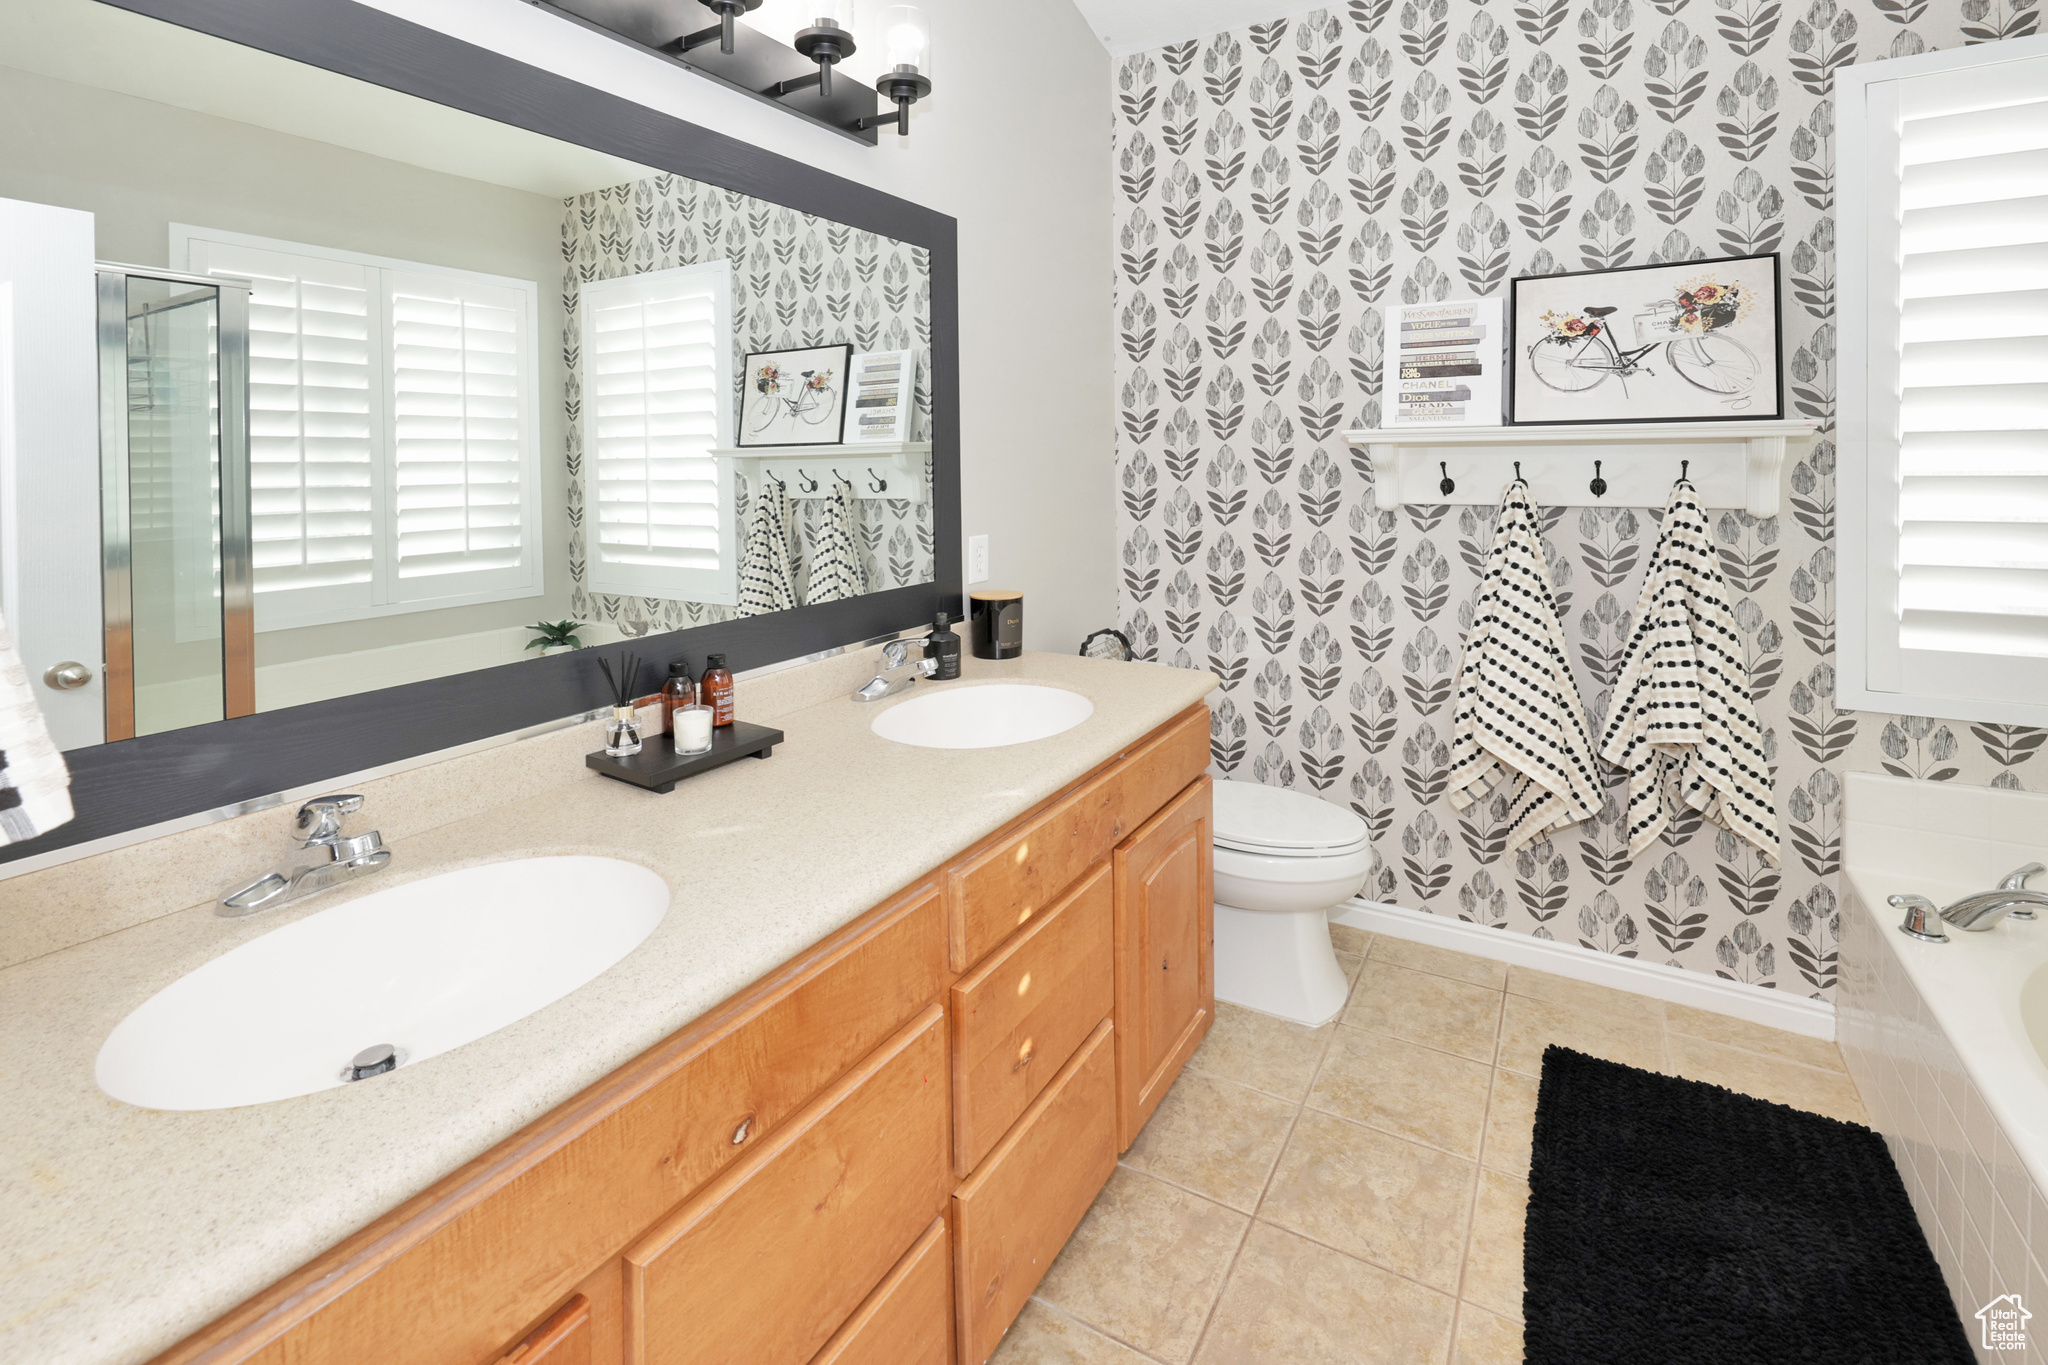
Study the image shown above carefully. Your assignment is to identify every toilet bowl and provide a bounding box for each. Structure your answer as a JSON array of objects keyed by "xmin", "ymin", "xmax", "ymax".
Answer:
[{"xmin": 1212, "ymin": 780, "xmax": 1372, "ymax": 1026}]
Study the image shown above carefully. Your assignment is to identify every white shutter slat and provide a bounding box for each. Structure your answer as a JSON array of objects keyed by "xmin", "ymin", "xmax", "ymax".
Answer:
[
  {"xmin": 1880, "ymin": 56, "xmax": 2048, "ymax": 676},
  {"xmin": 580, "ymin": 262, "xmax": 735, "ymax": 603}
]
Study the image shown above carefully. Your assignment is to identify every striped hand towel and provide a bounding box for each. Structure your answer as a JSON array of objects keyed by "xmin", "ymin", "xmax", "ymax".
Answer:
[
  {"xmin": 1447, "ymin": 480, "xmax": 1605, "ymax": 850},
  {"xmin": 1598, "ymin": 480, "xmax": 1780, "ymax": 864},
  {"xmin": 0, "ymin": 612, "xmax": 72, "ymax": 845},
  {"xmin": 804, "ymin": 478, "xmax": 865, "ymax": 605},
  {"xmin": 737, "ymin": 477, "xmax": 798, "ymax": 616}
]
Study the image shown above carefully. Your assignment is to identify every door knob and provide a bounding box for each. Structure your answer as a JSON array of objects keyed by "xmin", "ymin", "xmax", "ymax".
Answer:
[{"xmin": 42, "ymin": 661, "xmax": 92, "ymax": 691}]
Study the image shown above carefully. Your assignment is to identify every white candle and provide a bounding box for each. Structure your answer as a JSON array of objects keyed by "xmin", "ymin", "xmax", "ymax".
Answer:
[{"xmin": 673, "ymin": 703, "xmax": 714, "ymax": 755}]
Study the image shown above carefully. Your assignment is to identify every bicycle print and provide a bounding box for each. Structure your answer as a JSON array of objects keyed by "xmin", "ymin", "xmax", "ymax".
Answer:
[{"xmin": 737, "ymin": 342, "xmax": 853, "ymax": 446}]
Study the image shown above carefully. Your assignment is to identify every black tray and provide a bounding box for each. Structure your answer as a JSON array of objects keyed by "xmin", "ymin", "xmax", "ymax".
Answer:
[{"xmin": 586, "ymin": 720, "xmax": 785, "ymax": 793}]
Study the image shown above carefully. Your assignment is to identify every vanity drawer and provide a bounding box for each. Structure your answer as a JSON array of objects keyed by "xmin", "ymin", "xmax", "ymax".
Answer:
[
  {"xmin": 496, "ymin": 1294, "xmax": 591, "ymax": 1365},
  {"xmin": 625, "ymin": 1005, "xmax": 951, "ymax": 1365},
  {"xmin": 950, "ymin": 863, "xmax": 1113, "ymax": 1175},
  {"xmin": 952, "ymin": 1021, "xmax": 1118, "ymax": 1365},
  {"xmin": 809, "ymin": 1216, "xmax": 953, "ymax": 1365},
  {"xmin": 948, "ymin": 703, "xmax": 1209, "ymax": 970}
]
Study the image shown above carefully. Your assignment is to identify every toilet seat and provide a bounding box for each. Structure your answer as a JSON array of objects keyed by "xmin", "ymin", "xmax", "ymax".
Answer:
[{"xmin": 1212, "ymin": 780, "xmax": 1370, "ymax": 859}]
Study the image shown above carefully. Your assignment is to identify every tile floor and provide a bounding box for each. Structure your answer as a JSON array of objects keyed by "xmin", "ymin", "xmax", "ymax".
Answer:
[{"xmin": 992, "ymin": 926, "xmax": 1869, "ymax": 1365}]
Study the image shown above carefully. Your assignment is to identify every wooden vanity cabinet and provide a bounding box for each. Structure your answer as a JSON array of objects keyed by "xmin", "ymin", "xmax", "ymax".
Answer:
[{"xmin": 149, "ymin": 703, "xmax": 1212, "ymax": 1365}]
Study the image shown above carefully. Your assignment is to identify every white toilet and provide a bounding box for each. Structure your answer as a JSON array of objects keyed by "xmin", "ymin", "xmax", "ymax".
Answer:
[{"xmin": 1211, "ymin": 780, "xmax": 1373, "ymax": 1026}]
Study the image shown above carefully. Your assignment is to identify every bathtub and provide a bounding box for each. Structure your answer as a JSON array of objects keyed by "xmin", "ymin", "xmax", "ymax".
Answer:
[{"xmin": 1839, "ymin": 771, "xmax": 2048, "ymax": 1359}]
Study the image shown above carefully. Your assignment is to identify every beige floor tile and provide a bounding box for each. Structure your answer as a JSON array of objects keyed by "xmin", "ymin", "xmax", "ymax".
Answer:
[
  {"xmin": 1310, "ymin": 1029, "xmax": 1492, "ymax": 1158},
  {"xmin": 1192, "ymin": 1222, "xmax": 1456, "ymax": 1365},
  {"xmin": 1665, "ymin": 1034, "xmax": 1872, "ymax": 1124},
  {"xmin": 1345, "ymin": 960, "xmax": 1503, "ymax": 1061},
  {"xmin": 1496, "ymin": 993, "xmax": 1665, "ymax": 1077},
  {"xmin": 992, "ymin": 1300, "xmax": 1156, "ymax": 1365},
  {"xmin": 1369, "ymin": 937, "xmax": 1509, "ymax": 989},
  {"xmin": 1037, "ymin": 1166, "xmax": 1249, "ymax": 1363},
  {"xmin": 1123, "ymin": 1069, "xmax": 1299, "ymax": 1212},
  {"xmin": 1335, "ymin": 949, "xmax": 1365, "ymax": 990},
  {"xmin": 1260, "ymin": 1109, "xmax": 1475, "ymax": 1293},
  {"xmin": 1505, "ymin": 965, "xmax": 1665, "ymax": 1027},
  {"xmin": 1188, "ymin": 1001, "xmax": 1335, "ymax": 1102},
  {"xmin": 1451, "ymin": 1304, "xmax": 1523, "ymax": 1364},
  {"xmin": 1665, "ymin": 1002, "xmax": 1849, "ymax": 1072},
  {"xmin": 1460, "ymin": 1168, "xmax": 1528, "ymax": 1322},
  {"xmin": 1330, "ymin": 922, "xmax": 1372, "ymax": 955},
  {"xmin": 1481, "ymin": 1068, "xmax": 1539, "ymax": 1178}
]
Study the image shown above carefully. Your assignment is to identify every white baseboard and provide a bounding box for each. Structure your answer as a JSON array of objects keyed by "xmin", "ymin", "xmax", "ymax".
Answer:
[{"xmin": 1332, "ymin": 898, "xmax": 1837, "ymax": 1041}]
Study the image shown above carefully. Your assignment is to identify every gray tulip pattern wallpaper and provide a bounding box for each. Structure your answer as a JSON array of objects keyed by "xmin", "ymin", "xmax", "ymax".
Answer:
[
  {"xmin": 561, "ymin": 173, "xmax": 935, "ymax": 633},
  {"xmin": 1111, "ymin": 2, "xmax": 2035, "ymax": 1001}
]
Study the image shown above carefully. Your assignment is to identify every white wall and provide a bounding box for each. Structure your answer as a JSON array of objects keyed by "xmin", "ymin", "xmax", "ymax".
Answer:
[{"xmin": 356, "ymin": 0, "xmax": 1118, "ymax": 654}]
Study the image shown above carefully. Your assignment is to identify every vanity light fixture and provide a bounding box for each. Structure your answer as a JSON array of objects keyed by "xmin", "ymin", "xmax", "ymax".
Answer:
[
  {"xmin": 789, "ymin": 0, "xmax": 857, "ymax": 101},
  {"xmin": 687, "ymin": 0, "xmax": 762, "ymax": 56},
  {"xmin": 858, "ymin": 5, "xmax": 932, "ymax": 137}
]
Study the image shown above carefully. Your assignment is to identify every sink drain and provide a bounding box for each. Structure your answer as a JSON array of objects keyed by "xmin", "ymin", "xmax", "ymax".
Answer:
[{"xmin": 342, "ymin": 1043, "xmax": 405, "ymax": 1082}]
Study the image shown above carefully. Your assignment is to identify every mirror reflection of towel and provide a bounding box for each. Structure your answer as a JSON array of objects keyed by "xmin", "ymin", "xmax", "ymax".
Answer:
[
  {"xmin": 0, "ymin": 613, "xmax": 73, "ymax": 844},
  {"xmin": 805, "ymin": 479, "xmax": 864, "ymax": 605},
  {"xmin": 737, "ymin": 478, "xmax": 798, "ymax": 616}
]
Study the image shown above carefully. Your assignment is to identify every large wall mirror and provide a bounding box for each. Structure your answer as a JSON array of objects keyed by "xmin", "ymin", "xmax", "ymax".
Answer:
[{"xmin": 0, "ymin": 0, "xmax": 958, "ymax": 859}]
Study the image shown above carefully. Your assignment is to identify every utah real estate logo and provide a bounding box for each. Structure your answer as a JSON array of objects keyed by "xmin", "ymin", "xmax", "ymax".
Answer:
[{"xmin": 1978, "ymin": 1294, "xmax": 2031, "ymax": 1352}]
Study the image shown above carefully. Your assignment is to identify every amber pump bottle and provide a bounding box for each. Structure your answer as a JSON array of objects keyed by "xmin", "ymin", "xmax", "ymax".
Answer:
[
  {"xmin": 660, "ymin": 661, "xmax": 695, "ymax": 732},
  {"xmin": 699, "ymin": 653, "xmax": 735, "ymax": 727}
]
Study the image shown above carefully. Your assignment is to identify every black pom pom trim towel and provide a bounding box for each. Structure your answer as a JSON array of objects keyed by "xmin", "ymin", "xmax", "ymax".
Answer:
[
  {"xmin": 1597, "ymin": 479, "xmax": 1780, "ymax": 865},
  {"xmin": 1525, "ymin": 1046, "xmax": 1974, "ymax": 1365}
]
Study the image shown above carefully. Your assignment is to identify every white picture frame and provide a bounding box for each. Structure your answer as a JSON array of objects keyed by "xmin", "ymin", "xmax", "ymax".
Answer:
[
  {"xmin": 1383, "ymin": 298, "xmax": 1504, "ymax": 428},
  {"xmin": 847, "ymin": 348, "xmax": 916, "ymax": 443}
]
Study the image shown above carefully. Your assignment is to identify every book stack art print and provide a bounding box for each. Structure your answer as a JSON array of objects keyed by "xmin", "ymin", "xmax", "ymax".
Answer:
[
  {"xmin": 1384, "ymin": 299, "xmax": 1504, "ymax": 428},
  {"xmin": 848, "ymin": 348, "xmax": 915, "ymax": 443}
]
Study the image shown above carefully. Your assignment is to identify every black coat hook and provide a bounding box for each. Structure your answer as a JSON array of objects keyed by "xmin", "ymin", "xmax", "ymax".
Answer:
[
  {"xmin": 1679, "ymin": 459, "xmax": 1690, "ymax": 482},
  {"xmin": 1590, "ymin": 460, "xmax": 1608, "ymax": 498},
  {"xmin": 1513, "ymin": 460, "xmax": 1523, "ymax": 482},
  {"xmin": 796, "ymin": 468, "xmax": 820, "ymax": 493},
  {"xmin": 1438, "ymin": 461, "xmax": 1455, "ymax": 496},
  {"xmin": 866, "ymin": 469, "xmax": 887, "ymax": 493}
]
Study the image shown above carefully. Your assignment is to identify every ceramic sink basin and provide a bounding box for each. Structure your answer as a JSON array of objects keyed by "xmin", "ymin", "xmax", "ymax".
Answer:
[
  {"xmin": 95, "ymin": 856, "xmax": 668, "ymax": 1111},
  {"xmin": 870, "ymin": 683, "xmax": 1094, "ymax": 749}
]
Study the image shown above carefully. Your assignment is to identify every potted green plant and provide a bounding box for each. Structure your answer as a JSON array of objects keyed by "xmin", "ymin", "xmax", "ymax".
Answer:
[{"xmin": 525, "ymin": 619, "xmax": 586, "ymax": 657}]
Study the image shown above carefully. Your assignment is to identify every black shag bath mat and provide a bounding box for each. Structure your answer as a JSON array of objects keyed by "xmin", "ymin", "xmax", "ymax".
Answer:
[{"xmin": 1524, "ymin": 1045, "xmax": 1974, "ymax": 1365}]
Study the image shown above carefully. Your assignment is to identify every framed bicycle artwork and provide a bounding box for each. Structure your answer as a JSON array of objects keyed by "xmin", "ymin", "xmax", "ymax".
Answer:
[
  {"xmin": 737, "ymin": 342, "xmax": 853, "ymax": 447},
  {"xmin": 1507, "ymin": 254, "xmax": 1782, "ymax": 425}
]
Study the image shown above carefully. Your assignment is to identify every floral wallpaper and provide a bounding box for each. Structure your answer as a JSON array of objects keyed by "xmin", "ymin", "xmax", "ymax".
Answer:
[
  {"xmin": 561, "ymin": 173, "xmax": 935, "ymax": 633},
  {"xmin": 1111, "ymin": 0, "xmax": 2036, "ymax": 1001}
]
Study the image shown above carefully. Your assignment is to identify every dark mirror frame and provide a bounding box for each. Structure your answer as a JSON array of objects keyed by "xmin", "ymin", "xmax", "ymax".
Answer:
[{"xmin": 5, "ymin": 0, "xmax": 961, "ymax": 864}]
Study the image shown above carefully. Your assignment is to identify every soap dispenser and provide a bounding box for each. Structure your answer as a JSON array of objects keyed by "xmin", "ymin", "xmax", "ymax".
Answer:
[{"xmin": 926, "ymin": 612, "xmax": 961, "ymax": 680}]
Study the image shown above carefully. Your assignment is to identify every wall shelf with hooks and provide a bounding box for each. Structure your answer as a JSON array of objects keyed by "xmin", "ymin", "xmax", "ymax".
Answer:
[
  {"xmin": 711, "ymin": 441, "xmax": 931, "ymax": 502},
  {"xmin": 1341, "ymin": 420, "xmax": 1814, "ymax": 517}
]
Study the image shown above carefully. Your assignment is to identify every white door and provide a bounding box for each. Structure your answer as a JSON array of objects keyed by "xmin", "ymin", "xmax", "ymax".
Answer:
[{"xmin": 0, "ymin": 197, "xmax": 104, "ymax": 750}]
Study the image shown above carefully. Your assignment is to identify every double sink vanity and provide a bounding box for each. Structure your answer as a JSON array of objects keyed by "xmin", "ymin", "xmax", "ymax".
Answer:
[{"xmin": 0, "ymin": 651, "xmax": 1220, "ymax": 1365}]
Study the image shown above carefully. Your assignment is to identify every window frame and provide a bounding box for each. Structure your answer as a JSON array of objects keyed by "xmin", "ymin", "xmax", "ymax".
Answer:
[
  {"xmin": 577, "ymin": 260, "xmax": 737, "ymax": 607},
  {"xmin": 170, "ymin": 223, "xmax": 546, "ymax": 633},
  {"xmin": 1836, "ymin": 32, "xmax": 2048, "ymax": 727}
]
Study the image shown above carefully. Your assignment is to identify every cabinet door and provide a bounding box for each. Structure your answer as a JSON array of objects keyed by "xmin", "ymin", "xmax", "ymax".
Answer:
[
  {"xmin": 624, "ymin": 1006, "xmax": 951, "ymax": 1365},
  {"xmin": 1111, "ymin": 776, "xmax": 1214, "ymax": 1150},
  {"xmin": 496, "ymin": 1294, "xmax": 591, "ymax": 1365},
  {"xmin": 950, "ymin": 863, "xmax": 1114, "ymax": 1175},
  {"xmin": 808, "ymin": 1217, "xmax": 952, "ymax": 1365},
  {"xmin": 952, "ymin": 1022, "xmax": 1118, "ymax": 1365}
]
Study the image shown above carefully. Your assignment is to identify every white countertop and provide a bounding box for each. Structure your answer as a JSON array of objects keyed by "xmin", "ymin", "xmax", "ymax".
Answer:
[{"xmin": 0, "ymin": 652, "xmax": 1216, "ymax": 1365}]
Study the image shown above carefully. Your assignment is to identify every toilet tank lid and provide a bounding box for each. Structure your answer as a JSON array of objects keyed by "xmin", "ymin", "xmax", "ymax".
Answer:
[{"xmin": 1212, "ymin": 780, "xmax": 1370, "ymax": 854}]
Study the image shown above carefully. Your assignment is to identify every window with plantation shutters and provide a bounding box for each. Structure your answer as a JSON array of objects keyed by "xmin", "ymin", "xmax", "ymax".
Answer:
[
  {"xmin": 578, "ymin": 262, "xmax": 736, "ymax": 605},
  {"xmin": 173, "ymin": 226, "xmax": 541, "ymax": 631},
  {"xmin": 1839, "ymin": 37, "xmax": 2048, "ymax": 726}
]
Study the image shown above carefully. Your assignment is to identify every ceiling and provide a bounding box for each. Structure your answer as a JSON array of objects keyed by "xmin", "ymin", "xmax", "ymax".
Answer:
[{"xmin": 1068, "ymin": 0, "xmax": 1347, "ymax": 55}]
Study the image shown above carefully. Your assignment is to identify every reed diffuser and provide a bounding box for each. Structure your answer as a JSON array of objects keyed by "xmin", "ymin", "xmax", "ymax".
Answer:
[{"xmin": 598, "ymin": 652, "xmax": 644, "ymax": 757}]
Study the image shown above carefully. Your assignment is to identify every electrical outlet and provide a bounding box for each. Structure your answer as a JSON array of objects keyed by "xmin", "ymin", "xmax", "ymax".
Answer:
[{"xmin": 967, "ymin": 535, "xmax": 989, "ymax": 584}]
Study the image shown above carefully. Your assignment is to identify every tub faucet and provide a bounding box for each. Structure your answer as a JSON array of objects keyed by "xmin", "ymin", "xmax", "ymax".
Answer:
[
  {"xmin": 219, "ymin": 794, "xmax": 391, "ymax": 917},
  {"xmin": 1891, "ymin": 862, "xmax": 2048, "ymax": 940},
  {"xmin": 852, "ymin": 638, "xmax": 937, "ymax": 702}
]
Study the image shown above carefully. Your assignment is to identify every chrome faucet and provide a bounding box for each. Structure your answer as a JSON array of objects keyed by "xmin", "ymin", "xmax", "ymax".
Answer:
[
  {"xmin": 1891, "ymin": 862, "xmax": 2048, "ymax": 941},
  {"xmin": 219, "ymin": 794, "xmax": 391, "ymax": 917},
  {"xmin": 852, "ymin": 638, "xmax": 937, "ymax": 702}
]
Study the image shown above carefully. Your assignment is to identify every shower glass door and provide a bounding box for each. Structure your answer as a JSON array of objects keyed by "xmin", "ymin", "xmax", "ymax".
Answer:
[{"xmin": 97, "ymin": 268, "xmax": 252, "ymax": 740}]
